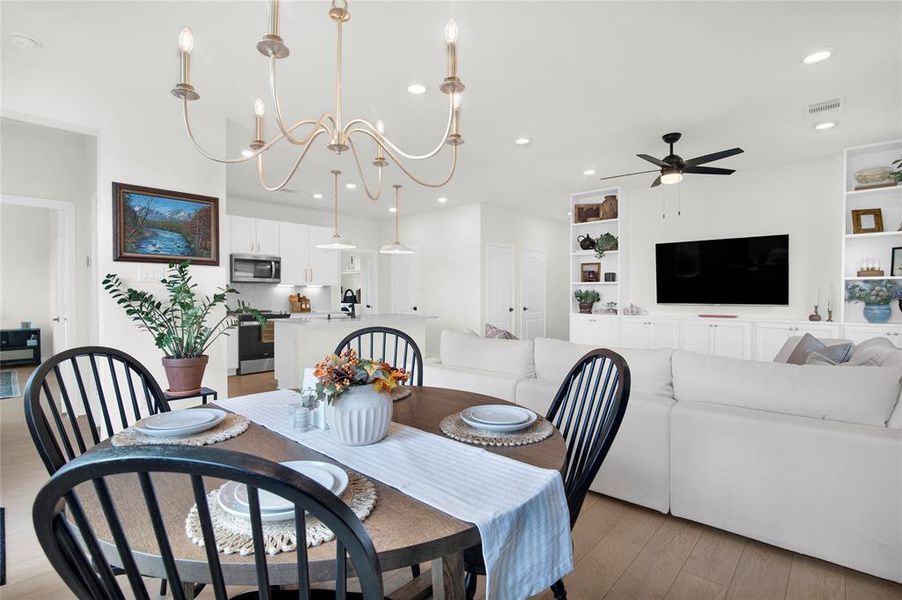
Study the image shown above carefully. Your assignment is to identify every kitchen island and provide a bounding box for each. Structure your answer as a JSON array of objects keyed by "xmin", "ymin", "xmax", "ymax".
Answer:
[{"xmin": 273, "ymin": 314, "xmax": 434, "ymax": 389}]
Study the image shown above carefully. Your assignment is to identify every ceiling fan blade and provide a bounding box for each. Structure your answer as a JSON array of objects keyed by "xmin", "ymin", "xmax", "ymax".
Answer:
[
  {"xmin": 684, "ymin": 148, "xmax": 743, "ymax": 167},
  {"xmin": 598, "ymin": 169, "xmax": 659, "ymax": 181},
  {"xmin": 637, "ymin": 154, "xmax": 668, "ymax": 167},
  {"xmin": 683, "ymin": 166, "xmax": 736, "ymax": 175},
  {"xmin": 650, "ymin": 176, "xmax": 662, "ymax": 188}
]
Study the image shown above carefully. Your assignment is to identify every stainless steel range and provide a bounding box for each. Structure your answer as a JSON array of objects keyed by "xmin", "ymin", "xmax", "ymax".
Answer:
[{"xmin": 237, "ymin": 311, "xmax": 290, "ymax": 375}]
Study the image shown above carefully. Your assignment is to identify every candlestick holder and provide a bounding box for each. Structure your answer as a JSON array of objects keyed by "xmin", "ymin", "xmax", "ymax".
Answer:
[
  {"xmin": 808, "ymin": 305, "xmax": 822, "ymax": 322},
  {"xmin": 826, "ymin": 306, "xmax": 834, "ymax": 322}
]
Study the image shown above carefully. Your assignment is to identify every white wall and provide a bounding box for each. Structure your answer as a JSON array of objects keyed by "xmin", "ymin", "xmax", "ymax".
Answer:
[
  {"xmin": 621, "ymin": 155, "xmax": 842, "ymax": 320},
  {"xmin": 481, "ymin": 203, "xmax": 570, "ymax": 340},
  {"xmin": 0, "ymin": 118, "xmax": 98, "ymax": 347},
  {"xmin": 0, "ymin": 205, "xmax": 54, "ymax": 355}
]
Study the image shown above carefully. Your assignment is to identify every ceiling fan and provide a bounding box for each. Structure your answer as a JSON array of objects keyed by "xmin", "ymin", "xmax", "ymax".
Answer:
[{"xmin": 599, "ymin": 133, "xmax": 743, "ymax": 188}]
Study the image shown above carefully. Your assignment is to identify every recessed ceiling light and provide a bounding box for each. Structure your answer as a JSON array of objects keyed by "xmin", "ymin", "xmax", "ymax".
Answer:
[
  {"xmin": 567, "ymin": 211, "xmax": 572, "ymax": 216},
  {"xmin": 437, "ymin": 196, "xmax": 448, "ymax": 204},
  {"xmin": 814, "ymin": 121, "xmax": 836, "ymax": 130},
  {"xmin": 514, "ymin": 138, "xmax": 531, "ymax": 146},
  {"xmin": 10, "ymin": 33, "xmax": 41, "ymax": 49},
  {"xmin": 389, "ymin": 206, "xmax": 397, "ymax": 213},
  {"xmin": 346, "ymin": 183, "xmax": 357, "ymax": 190},
  {"xmin": 583, "ymin": 169, "xmax": 596, "ymax": 176},
  {"xmin": 312, "ymin": 193, "xmax": 323, "ymax": 199},
  {"xmin": 407, "ymin": 83, "xmax": 427, "ymax": 95},
  {"xmin": 803, "ymin": 49, "xmax": 832, "ymax": 64}
]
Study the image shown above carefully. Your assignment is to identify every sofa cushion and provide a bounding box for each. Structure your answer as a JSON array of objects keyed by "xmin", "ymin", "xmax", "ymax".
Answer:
[
  {"xmin": 533, "ymin": 338, "xmax": 673, "ymax": 400},
  {"xmin": 672, "ymin": 350, "xmax": 902, "ymax": 427},
  {"xmin": 439, "ymin": 330, "xmax": 535, "ymax": 379},
  {"xmin": 515, "ymin": 378, "xmax": 560, "ymax": 416},
  {"xmin": 848, "ymin": 337, "xmax": 902, "ymax": 368},
  {"xmin": 423, "ymin": 362, "xmax": 520, "ymax": 402},
  {"xmin": 784, "ymin": 333, "xmax": 854, "ymax": 365},
  {"xmin": 485, "ymin": 323, "xmax": 517, "ymax": 339},
  {"xmin": 774, "ymin": 335, "xmax": 853, "ymax": 363}
]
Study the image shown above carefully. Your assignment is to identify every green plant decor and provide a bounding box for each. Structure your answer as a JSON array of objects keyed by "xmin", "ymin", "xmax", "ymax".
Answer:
[
  {"xmin": 845, "ymin": 280, "xmax": 902, "ymax": 305},
  {"xmin": 891, "ymin": 154, "xmax": 902, "ymax": 183},
  {"xmin": 103, "ymin": 261, "xmax": 265, "ymax": 359},
  {"xmin": 594, "ymin": 233, "xmax": 619, "ymax": 259},
  {"xmin": 574, "ymin": 289, "xmax": 601, "ymax": 304}
]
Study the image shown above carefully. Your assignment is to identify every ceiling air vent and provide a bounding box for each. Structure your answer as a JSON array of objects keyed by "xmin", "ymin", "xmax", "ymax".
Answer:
[{"xmin": 807, "ymin": 96, "xmax": 843, "ymax": 117}]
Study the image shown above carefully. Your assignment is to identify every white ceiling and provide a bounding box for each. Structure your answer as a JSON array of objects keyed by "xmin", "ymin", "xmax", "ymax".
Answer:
[{"xmin": 3, "ymin": 1, "xmax": 901, "ymax": 220}]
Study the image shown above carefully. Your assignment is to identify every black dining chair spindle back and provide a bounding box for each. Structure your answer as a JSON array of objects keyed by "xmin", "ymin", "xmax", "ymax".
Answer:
[
  {"xmin": 334, "ymin": 327, "xmax": 423, "ymax": 386},
  {"xmin": 33, "ymin": 445, "xmax": 385, "ymax": 600},
  {"xmin": 23, "ymin": 346, "xmax": 171, "ymax": 475}
]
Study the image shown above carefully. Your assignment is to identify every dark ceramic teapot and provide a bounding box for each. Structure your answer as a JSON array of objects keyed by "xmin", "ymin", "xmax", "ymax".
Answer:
[{"xmin": 577, "ymin": 234, "xmax": 595, "ymax": 250}]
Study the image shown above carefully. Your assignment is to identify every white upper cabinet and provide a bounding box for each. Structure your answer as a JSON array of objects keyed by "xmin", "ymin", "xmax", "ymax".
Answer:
[
  {"xmin": 230, "ymin": 216, "xmax": 280, "ymax": 256},
  {"xmin": 841, "ymin": 324, "xmax": 902, "ymax": 349},
  {"xmin": 277, "ymin": 222, "xmax": 339, "ymax": 287},
  {"xmin": 307, "ymin": 225, "xmax": 340, "ymax": 287}
]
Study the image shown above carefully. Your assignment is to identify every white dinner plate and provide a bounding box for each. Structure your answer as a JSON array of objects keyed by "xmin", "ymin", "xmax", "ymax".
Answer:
[
  {"xmin": 462, "ymin": 405, "xmax": 533, "ymax": 426},
  {"xmin": 461, "ymin": 406, "xmax": 537, "ymax": 433},
  {"xmin": 135, "ymin": 409, "xmax": 225, "ymax": 438},
  {"xmin": 219, "ymin": 461, "xmax": 350, "ymax": 521}
]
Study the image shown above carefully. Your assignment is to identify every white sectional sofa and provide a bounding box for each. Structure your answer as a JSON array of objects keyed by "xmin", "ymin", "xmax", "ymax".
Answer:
[{"xmin": 423, "ymin": 330, "xmax": 902, "ymax": 583}]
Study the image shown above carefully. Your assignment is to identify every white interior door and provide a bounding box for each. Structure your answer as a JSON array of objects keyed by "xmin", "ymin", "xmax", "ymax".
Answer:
[
  {"xmin": 391, "ymin": 254, "xmax": 420, "ymax": 314},
  {"xmin": 50, "ymin": 209, "xmax": 71, "ymax": 354},
  {"xmin": 485, "ymin": 243, "xmax": 515, "ymax": 333},
  {"xmin": 360, "ymin": 252, "xmax": 379, "ymax": 313},
  {"xmin": 519, "ymin": 249, "xmax": 546, "ymax": 340}
]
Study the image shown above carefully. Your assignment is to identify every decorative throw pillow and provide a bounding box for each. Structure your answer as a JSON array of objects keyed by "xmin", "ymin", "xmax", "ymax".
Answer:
[
  {"xmin": 848, "ymin": 337, "xmax": 902, "ymax": 367},
  {"xmin": 781, "ymin": 333, "xmax": 854, "ymax": 365},
  {"xmin": 805, "ymin": 352, "xmax": 837, "ymax": 366},
  {"xmin": 786, "ymin": 333, "xmax": 827, "ymax": 365},
  {"xmin": 485, "ymin": 323, "xmax": 518, "ymax": 340},
  {"xmin": 807, "ymin": 351, "xmax": 882, "ymax": 367}
]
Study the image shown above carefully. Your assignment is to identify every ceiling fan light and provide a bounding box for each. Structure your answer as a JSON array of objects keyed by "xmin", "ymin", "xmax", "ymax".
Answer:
[{"xmin": 661, "ymin": 167, "xmax": 683, "ymax": 185}]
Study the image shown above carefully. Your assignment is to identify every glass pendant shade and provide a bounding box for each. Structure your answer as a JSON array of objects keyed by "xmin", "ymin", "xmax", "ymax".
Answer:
[{"xmin": 380, "ymin": 241, "xmax": 415, "ymax": 254}]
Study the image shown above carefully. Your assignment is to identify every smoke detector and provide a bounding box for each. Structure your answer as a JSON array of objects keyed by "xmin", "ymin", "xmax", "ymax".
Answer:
[
  {"xmin": 807, "ymin": 96, "xmax": 843, "ymax": 117},
  {"xmin": 10, "ymin": 33, "xmax": 41, "ymax": 49}
]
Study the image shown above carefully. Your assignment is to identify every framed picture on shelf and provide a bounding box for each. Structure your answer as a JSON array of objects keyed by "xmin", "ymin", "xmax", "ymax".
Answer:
[
  {"xmin": 892, "ymin": 247, "xmax": 902, "ymax": 277},
  {"xmin": 574, "ymin": 203, "xmax": 603, "ymax": 224},
  {"xmin": 851, "ymin": 208, "xmax": 884, "ymax": 234},
  {"xmin": 112, "ymin": 182, "xmax": 219, "ymax": 265},
  {"xmin": 580, "ymin": 262, "xmax": 601, "ymax": 282}
]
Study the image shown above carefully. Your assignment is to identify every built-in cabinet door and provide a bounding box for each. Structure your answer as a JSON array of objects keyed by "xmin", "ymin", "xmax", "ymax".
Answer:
[
  {"xmin": 570, "ymin": 314, "xmax": 619, "ymax": 347},
  {"xmin": 231, "ymin": 216, "xmax": 256, "ymax": 255},
  {"xmin": 647, "ymin": 318, "xmax": 680, "ymax": 349},
  {"xmin": 519, "ymin": 249, "xmax": 547, "ymax": 340},
  {"xmin": 619, "ymin": 319, "xmax": 647, "ymax": 348},
  {"xmin": 682, "ymin": 321, "xmax": 713, "ymax": 355},
  {"xmin": 841, "ymin": 324, "xmax": 902, "ymax": 348},
  {"xmin": 278, "ymin": 222, "xmax": 308, "ymax": 286},
  {"xmin": 307, "ymin": 225, "xmax": 340, "ymax": 286},
  {"xmin": 712, "ymin": 322, "xmax": 751, "ymax": 359},
  {"xmin": 255, "ymin": 219, "xmax": 280, "ymax": 256},
  {"xmin": 754, "ymin": 322, "xmax": 843, "ymax": 361},
  {"xmin": 391, "ymin": 254, "xmax": 420, "ymax": 314},
  {"xmin": 485, "ymin": 244, "xmax": 515, "ymax": 333}
]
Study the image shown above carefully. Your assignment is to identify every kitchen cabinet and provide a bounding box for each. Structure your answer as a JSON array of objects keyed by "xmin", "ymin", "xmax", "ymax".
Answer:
[
  {"xmin": 841, "ymin": 324, "xmax": 902, "ymax": 348},
  {"xmin": 682, "ymin": 320, "xmax": 751, "ymax": 359},
  {"xmin": 230, "ymin": 216, "xmax": 280, "ymax": 256},
  {"xmin": 277, "ymin": 223, "xmax": 340, "ymax": 287},
  {"xmin": 619, "ymin": 317, "xmax": 680, "ymax": 350},
  {"xmin": 754, "ymin": 321, "xmax": 842, "ymax": 361},
  {"xmin": 570, "ymin": 314, "xmax": 619, "ymax": 347}
]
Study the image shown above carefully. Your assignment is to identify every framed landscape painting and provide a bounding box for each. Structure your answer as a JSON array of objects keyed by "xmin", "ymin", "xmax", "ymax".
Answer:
[{"xmin": 113, "ymin": 182, "xmax": 219, "ymax": 265}]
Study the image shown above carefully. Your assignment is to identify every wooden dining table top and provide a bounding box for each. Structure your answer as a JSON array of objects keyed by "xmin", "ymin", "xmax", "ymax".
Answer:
[{"xmin": 81, "ymin": 386, "xmax": 567, "ymax": 586}]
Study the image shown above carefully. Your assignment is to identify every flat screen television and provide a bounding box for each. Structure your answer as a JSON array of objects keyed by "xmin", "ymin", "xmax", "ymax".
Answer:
[{"xmin": 655, "ymin": 234, "xmax": 789, "ymax": 305}]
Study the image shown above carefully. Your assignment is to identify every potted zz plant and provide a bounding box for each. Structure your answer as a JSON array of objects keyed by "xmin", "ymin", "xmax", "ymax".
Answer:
[
  {"xmin": 845, "ymin": 280, "xmax": 902, "ymax": 323},
  {"xmin": 103, "ymin": 261, "xmax": 264, "ymax": 396},
  {"xmin": 314, "ymin": 349, "xmax": 408, "ymax": 445},
  {"xmin": 574, "ymin": 289, "xmax": 601, "ymax": 314}
]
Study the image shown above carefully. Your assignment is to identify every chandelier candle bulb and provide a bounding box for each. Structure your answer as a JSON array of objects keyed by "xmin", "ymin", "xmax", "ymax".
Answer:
[
  {"xmin": 178, "ymin": 27, "xmax": 193, "ymax": 84},
  {"xmin": 445, "ymin": 18, "xmax": 459, "ymax": 79}
]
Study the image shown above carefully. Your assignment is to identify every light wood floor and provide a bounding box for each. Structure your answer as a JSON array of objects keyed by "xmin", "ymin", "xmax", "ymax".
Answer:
[
  {"xmin": 3, "ymin": 366, "xmax": 900, "ymax": 599},
  {"xmin": 228, "ymin": 371, "xmax": 279, "ymax": 398}
]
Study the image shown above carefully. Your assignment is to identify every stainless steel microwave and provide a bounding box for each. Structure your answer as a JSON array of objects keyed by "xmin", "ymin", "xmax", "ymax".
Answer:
[{"xmin": 230, "ymin": 254, "xmax": 281, "ymax": 283}]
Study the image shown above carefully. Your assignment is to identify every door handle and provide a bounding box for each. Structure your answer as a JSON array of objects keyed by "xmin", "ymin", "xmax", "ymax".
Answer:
[
  {"xmin": 52, "ymin": 317, "xmax": 61, "ymax": 323},
  {"xmin": 508, "ymin": 307, "xmax": 514, "ymax": 312},
  {"xmin": 412, "ymin": 306, "xmax": 418, "ymax": 311},
  {"xmin": 522, "ymin": 306, "xmax": 528, "ymax": 311}
]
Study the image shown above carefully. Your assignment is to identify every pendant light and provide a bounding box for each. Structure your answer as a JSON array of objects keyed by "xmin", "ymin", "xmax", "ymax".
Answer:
[
  {"xmin": 316, "ymin": 170, "xmax": 356, "ymax": 250},
  {"xmin": 380, "ymin": 185, "xmax": 415, "ymax": 255}
]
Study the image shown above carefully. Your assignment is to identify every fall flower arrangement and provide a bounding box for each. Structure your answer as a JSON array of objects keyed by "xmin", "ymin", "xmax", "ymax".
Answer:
[{"xmin": 314, "ymin": 349, "xmax": 408, "ymax": 402}]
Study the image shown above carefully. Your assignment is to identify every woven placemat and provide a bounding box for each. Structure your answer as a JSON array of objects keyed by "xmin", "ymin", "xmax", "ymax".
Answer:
[
  {"xmin": 111, "ymin": 413, "xmax": 250, "ymax": 447},
  {"xmin": 185, "ymin": 472, "xmax": 376, "ymax": 556},
  {"xmin": 439, "ymin": 412, "xmax": 554, "ymax": 447},
  {"xmin": 392, "ymin": 387, "xmax": 412, "ymax": 401}
]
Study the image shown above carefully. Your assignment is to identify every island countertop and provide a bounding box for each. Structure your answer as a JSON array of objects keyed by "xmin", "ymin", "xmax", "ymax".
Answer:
[{"xmin": 278, "ymin": 313, "xmax": 437, "ymax": 328}]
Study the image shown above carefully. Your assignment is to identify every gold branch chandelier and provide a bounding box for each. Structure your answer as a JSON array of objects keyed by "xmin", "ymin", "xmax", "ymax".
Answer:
[{"xmin": 172, "ymin": 0, "xmax": 465, "ymax": 201}]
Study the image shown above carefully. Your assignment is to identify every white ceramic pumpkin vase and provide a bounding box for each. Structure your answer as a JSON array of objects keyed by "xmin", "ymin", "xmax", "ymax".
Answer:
[{"xmin": 329, "ymin": 385, "xmax": 393, "ymax": 445}]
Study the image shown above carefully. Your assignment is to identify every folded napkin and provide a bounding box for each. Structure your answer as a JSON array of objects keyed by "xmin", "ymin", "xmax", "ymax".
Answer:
[{"xmin": 218, "ymin": 390, "xmax": 573, "ymax": 600}]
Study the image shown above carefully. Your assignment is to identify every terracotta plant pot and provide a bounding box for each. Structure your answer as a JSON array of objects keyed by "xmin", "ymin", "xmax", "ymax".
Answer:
[
  {"xmin": 578, "ymin": 302, "xmax": 595, "ymax": 314},
  {"xmin": 161, "ymin": 355, "xmax": 209, "ymax": 397}
]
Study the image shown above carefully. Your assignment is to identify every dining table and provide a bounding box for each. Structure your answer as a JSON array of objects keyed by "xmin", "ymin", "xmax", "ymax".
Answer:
[{"xmin": 79, "ymin": 386, "xmax": 568, "ymax": 599}]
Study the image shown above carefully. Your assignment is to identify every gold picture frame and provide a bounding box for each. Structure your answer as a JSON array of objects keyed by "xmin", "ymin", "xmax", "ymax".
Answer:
[
  {"xmin": 574, "ymin": 203, "xmax": 603, "ymax": 224},
  {"xmin": 851, "ymin": 208, "xmax": 884, "ymax": 234},
  {"xmin": 580, "ymin": 262, "xmax": 601, "ymax": 282}
]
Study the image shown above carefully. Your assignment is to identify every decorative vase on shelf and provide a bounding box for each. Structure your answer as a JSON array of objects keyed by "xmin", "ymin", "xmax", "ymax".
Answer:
[
  {"xmin": 863, "ymin": 303, "xmax": 892, "ymax": 324},
  {"xmin": 578, "ymin": 302, "xmax": 595, "ymax": 314},
  {"xmin": 329, "ymin": 386, "xmax": 393, "ymax": 446}
]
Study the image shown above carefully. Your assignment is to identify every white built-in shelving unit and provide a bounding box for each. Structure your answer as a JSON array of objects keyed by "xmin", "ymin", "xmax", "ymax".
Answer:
[
  {"xmin": 569, "ymin": 187, "xmax": 623, "ymax": 316},
  {"xmin": 840, "ymin": 139, "xmax": 902, "ymax": 323}
]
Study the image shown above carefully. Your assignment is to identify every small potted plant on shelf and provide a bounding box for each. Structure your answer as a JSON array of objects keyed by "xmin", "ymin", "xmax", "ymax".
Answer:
[
  {"xmin": 574, "ymin": 289, "xmax": 601, "ymax": 314},
  {"xmin": 314, "ymin": 349, "xmax": 408, "ymax": 445},
  {"xmin": 594, "ymin": 233, "xmax": 619, "ymax": 259},
  {"xmin": 103, "ymin": 261, "xmax": 265, "ymax": 396},
  {"xmin": 845, "ymin": 280, "xmax": 902, "ymax": 323}
]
